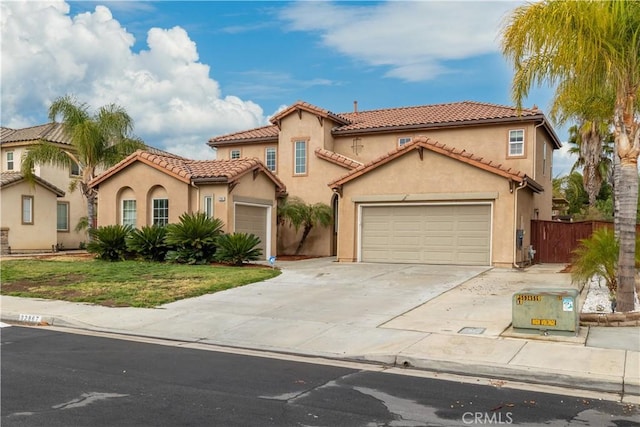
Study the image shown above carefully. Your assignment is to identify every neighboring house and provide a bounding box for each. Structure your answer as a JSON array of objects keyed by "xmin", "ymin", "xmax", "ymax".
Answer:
[
  {"xmin": 0, "ymin": 123, "xmax": 85, "ymax": 252},
  {"xmin": 208, "ymin": 100, "xmax": 562, "ymax": 267},
  {"xmin": 0, "ymin": 172, "xmax": 65, "ymax": 253},
  {"xmin": 88, "ymin": 150, "xmax": 286, "ymax": 259}
]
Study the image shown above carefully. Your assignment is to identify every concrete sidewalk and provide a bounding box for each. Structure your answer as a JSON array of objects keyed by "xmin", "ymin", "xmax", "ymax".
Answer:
[{"xmin": 1, "ymin": 257, "xmax": 638, "ymax": 401}]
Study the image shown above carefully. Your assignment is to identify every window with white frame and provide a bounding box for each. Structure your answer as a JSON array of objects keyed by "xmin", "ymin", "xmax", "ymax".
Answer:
[
  {"xmin": 6, "ymin": 151, "xmax": 14, "ymax": 170},
  {"xmin": 294, "ymin": 140, "xmax": 307, "ymax": 175},
  {"xmin": 22, "ymin": 195, "xmax": 33, "ymax": 224},
  {"xmin": 230, "ymin": 150, "xmax": 241, "ymax": 159},
  {"xmin": 57, "ymin": 202, "xmax": 69, "ymax": 231},
  {"xmin": 203, "ymin": 195, "xmax": 213, "ymax": 218},
  {"xmin": 265, "ymin": 147, "xmax": 276, "ymax": 172},
  {"xmin": 508, "ymin": 129, "xmax": 525, "ymax": 156},
  {"xmin": 398, "ymin": 137, "xmax": 412, "ymax": 147},
  {"xmin": 543, "ymin": 142, "xmax": 547, "ymax": 176},
  {"xmin": 153, "ymin": 198, "xmax": 169, "ymax": 226},
  {"xmin": 122, "ymin": 199, "xmax": 137, "ymax": 227}
]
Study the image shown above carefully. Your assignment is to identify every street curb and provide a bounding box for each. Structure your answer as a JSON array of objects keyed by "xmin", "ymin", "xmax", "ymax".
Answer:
[{"xmin": 3, "ymin": 313, "xmax": 636, "ymax": 400}]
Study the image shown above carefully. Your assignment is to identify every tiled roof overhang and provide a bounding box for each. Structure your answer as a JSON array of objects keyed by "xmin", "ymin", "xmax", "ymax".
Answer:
[{"xmin": 329, "ymin": 136, "xmax": 543, "ymax": 194}]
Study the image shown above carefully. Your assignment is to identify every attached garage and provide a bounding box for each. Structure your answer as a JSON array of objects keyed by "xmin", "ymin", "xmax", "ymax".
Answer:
[
  {"xmin": 360, "ymin": 203, "xmax": 492, "ymax": 265},
  {"xmin": 234, "ymin": 203, "xmax": 270, "ymax": 257}
]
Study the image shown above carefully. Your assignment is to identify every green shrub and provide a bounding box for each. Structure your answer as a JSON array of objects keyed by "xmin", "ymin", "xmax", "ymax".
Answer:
[
  {"xmin": 165, "ymin": 213, "xmax": 224, "ymax": 264},
  {"xmin": 215, "ymin": 233, "xmax": 263, "ymax": 266},
  {"xmin": 571, "ymin": 227, "xmax": 640, "ymax": 295},
  {"xmin": 87, "ymin": 224, "xmax": 134, "ymax": 261},
  {"xmin": 127, "ymin": 225, "xmax": 168, "ymax": 262}
]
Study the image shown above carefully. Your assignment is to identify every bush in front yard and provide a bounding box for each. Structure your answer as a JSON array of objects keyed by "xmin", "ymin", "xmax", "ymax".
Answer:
[
  {"xmin": 87, "ymin": 224, "xmax": 134, "ymax": 261},
  {"xmin": 215, "ymin": 233, "xmax": 263, "ymax": 266},
  {"xmin": 127, "ymin": 225, "xmax": 168, "ymax": 262},
  {"xmin": 165, "ymin": 212, "xmax": 224, "ymax": 264}
]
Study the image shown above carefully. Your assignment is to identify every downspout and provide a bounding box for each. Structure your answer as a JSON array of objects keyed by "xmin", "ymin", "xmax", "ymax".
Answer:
[{"xmin": 513, "ymin": 180, "xmax": 526, "ymax": 269}]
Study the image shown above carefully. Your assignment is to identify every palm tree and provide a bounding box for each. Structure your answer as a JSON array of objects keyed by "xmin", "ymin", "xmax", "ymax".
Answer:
[
  {"xmin": 22, "ymin": 95, "xmax": 144, "ymax": 236},
  {"xmin": 278, "ymin": 197, "xmax": 333, "ymax": 255},
  {"xmin": 501, "ymin": 0, "xmax": 640, "ymax": 312},
  {"xmin": 565, "ymin": 124, "xmax": 614, "ymax": 207}
]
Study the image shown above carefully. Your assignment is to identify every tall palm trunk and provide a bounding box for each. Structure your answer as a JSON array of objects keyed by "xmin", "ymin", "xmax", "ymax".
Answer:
[
  {"xmin": 614, "ymin": 95, "xmax": 640, "ymax": 312},
  {"xmin": 581, "ymin": 123, "xmax": 604, "ymax": 206}
]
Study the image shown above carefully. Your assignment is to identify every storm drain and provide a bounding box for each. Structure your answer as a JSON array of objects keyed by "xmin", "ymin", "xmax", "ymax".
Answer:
[{"xmin": 457, "ymin": 327, "xmax": 486, "ymax": 335}]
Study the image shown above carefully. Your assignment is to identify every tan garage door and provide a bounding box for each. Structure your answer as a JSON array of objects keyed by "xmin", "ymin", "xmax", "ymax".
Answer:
[
  {"xmin": 361, "ymin": 204, "xmax": 491, "ymax": 265},
  {"xmin": 234, "ymin": 204, "xmax": 268, "ymax": 255}
]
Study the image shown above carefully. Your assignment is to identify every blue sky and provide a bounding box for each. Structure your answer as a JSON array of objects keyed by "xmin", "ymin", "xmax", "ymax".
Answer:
[{"xmin": 1, "ymin": 1, "xmax": 575, "ymax": 175}]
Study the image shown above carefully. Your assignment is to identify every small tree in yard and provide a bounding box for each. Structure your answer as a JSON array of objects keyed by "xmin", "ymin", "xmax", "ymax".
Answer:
[{"xmin": 278, "ymin": 197, "xmax": 332, "ymax": 255}]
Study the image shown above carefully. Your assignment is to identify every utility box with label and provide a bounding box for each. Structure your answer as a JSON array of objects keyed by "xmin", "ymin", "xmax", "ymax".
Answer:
[{"xmin": 512, "ymin": 288, "xmax": 579, "ymax": 335}]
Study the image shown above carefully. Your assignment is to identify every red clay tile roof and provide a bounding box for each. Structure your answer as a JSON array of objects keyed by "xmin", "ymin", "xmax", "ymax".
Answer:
[
  {"xmin": 329, "ymin": 136, "xmax": 542, "ymax": 192},
  {"xmin": 89, "ymin": 150, "xmax": 286, "ymax": 193},
  {"xmin": 208, "ymin": 124, "xmax": 279, "ymax": 146},
  {"xmin": 0, "ymin": 171, "xmax": 65, "ymax": 196},
  {"xmin": 269, "ymin": 100, "xmax": 350, "ymax": 126},
  {"xmin": 314, "ymin": 148, "xmax": 363, "ymax": 170},
  {"xmin": 333, "ymin": 101, "xmax": 543, "ymax": 133},
  {"xmin": 208, "ymin": 100, "xmax": 560, "ymax": 149}
]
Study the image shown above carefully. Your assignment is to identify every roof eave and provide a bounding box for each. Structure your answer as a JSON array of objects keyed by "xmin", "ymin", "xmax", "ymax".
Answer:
[
  {"xmin": 331, "ymin": 114, "xmax": 548, "ymax": 136},
  {"xmin": 208, "ymin": 136, "xmax": 279, "ymax": 148}
]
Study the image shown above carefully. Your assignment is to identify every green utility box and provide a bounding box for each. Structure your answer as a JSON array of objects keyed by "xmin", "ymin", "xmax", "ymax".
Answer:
[{"xmin": 512, "ymin": 288, "xmax": 580, "ymax": 334}]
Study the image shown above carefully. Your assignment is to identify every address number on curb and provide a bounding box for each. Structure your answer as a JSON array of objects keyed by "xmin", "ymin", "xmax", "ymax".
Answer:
[{"xmin": 18, "ymin": 314, "xmax": 42, "ymax": 323}]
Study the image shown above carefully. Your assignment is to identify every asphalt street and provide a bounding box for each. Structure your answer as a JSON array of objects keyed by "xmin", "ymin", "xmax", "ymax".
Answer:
[{"xmin": 2, "ymin": 326, "xmax": 638, "ymax": 427}]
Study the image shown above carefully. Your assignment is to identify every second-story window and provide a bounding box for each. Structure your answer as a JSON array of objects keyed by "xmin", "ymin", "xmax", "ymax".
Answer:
[
  {"xmin": 6, "ymin": 152, "xmax": 14, "ymax": 170},
  {"xmin": 265, "ymin": 147, "xmax": 276, "ymax": 172},
  {"xmin": 508, "ymin": 129, "xmax": 525, "ymax": 157},
  {"xmin": 294, "ymin": 140, "xmax": 307, "ymax": 175},
  {"xmin": 70, "ymin": 161, "xmax": 80, "ymax": 177},
  {"xmin": 542, "ymin": 142, "xmax": 547, "ymax": 176},
  {"xmin": 230, "ymin": 150, "xmax": 241, "ymax": 159},
  {"xmin": 398, "ymin": 137, "xmax": 412, "ymax": 147}
]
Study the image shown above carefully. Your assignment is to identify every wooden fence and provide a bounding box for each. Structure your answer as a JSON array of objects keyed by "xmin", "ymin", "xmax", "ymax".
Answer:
[{"xmin": 530, "ymin": 220, "xmax": 640, "ymax": 264}]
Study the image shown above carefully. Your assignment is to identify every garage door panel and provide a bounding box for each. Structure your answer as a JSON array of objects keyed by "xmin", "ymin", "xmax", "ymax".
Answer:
[
  {"xmin": 361, "ymin": 204, "xmax": 490, "ymax": 265},
  {"xmin": 235, "ymin": 205, "xmax": 268, "ymax": 255}
]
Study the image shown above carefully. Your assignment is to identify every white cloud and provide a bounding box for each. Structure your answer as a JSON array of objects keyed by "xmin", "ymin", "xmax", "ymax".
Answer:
[
  {"xmin": 280, "ymin": 1, "xmax": 516, "ymax": 82},
  {"xmin": 0, "ymin": 0, "xmax": 266, "ymax": 159},
  {"xmin": 553, "ymin": 142, "xmax": 577, "ymax": 178}
]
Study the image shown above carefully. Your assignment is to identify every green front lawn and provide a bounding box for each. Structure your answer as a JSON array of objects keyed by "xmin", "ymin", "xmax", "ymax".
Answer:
[{"xmin": 0, "ymin": 258, "xmax": 280, "ymax": 308}]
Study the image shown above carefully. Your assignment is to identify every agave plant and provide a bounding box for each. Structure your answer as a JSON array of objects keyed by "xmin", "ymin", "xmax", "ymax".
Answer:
[
  {"xmin": 87, "ymin": 224, "xmax": 134, "ymax": 261},
  {"xmin": 126, "ymin": 225, "xmax": 168, "ymax": 262},
  {"xmin": 215, "ymin": 233, "xmax": 263, "ymax": 266},
  {"xmin": 165, "ymin": 212, "xmax": 225, "ymax": 264}
]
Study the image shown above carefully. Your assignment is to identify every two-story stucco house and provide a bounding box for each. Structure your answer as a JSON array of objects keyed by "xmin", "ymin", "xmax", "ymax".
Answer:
[
  {"xmin": 208, "ymin": 100, "xmax": 562, "ymax": 267},
  {"xmin": 0, "ymin": 123, "xmax": 85, "ymax": 253}
]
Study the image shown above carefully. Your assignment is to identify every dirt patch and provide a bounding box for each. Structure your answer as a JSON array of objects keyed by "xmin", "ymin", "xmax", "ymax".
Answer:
[{"xmin": 2, "ymin": 274, "xmax": 87, "ymax": 292}]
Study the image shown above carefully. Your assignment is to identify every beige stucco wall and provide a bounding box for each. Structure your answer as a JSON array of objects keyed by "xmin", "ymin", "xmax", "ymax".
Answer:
[
  {"xmin": 1, "ymin": 144, "xmax": 87, "ymax": 248},
  {"xmin": 0, "ymin": 181, "xmax": 59, "ymax": 251},
  {"xmin": 334, "ymin": 149, "xmax": 529, "ymax": 266},
  {"xmin": 95, "ymin": 162, "xmax": 192, "ymax": 228}
]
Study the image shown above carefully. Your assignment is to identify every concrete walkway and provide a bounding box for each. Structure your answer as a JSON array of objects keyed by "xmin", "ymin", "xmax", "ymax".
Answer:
[{"xmin": 1, "ymin": 257, "xmax": 638, "ymax": 401}]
